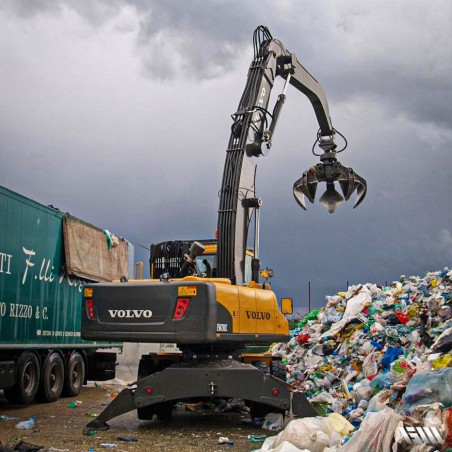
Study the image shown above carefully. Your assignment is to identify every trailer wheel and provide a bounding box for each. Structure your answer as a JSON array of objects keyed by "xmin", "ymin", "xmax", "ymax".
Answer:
[
  {"xmin": 270, "ymin": 360, "xmax": 286, "ymax": 381},
  {"xmin": 3, "ymin": 351, "xmax": 40, "ymax": 405},
  {"xmin": 63, "ymin": 352, "xmax": 85, "ymax": 397},
  {"xmin": 36, "ymin": 352, "xmax": 65, "ymax": 403}
]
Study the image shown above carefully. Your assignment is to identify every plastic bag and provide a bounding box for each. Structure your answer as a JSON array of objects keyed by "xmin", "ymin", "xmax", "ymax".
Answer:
[
  {"xmin": 15, "ymin": 416, "xmax": 36, "ymax": 430},
  {"xmin": 369, "ymin": 372, "xmax": 395, "ymax": 390},
  {"xmin": 298, "ymin": 310, "xmax": 321, "ymax": 328},
  {"xmin": 400, "ymin": 368, "xmax": 452, "ymax": 414},
  {"xmin": 327, "ymin": 413, "xmax": 354, "ymax": 436},
  {"xmin": 367, "ymin": 389, "xmax": 392, "ymax": 412},
  {"xmin": 296, "ymin": 334, "xmax": 310, "ymax": 345},
  {"xmin": 261, "ymin": 417, "xmax": 342, "ymax": 452},
  {"xmin": 362, "ymin": 352, "xmax": 378, "ymax": 377},
  {"xmin": 352, "ymin": 385, "xmax": 374, "ymax": 404},
  {"xmin": 260, "ymin": 440, "xmax": 307, "ymax": 452},
  {"xmin": 320, "ymin": 288, "xmax": 372, "ymax": 339},
  {"xmin": 395, "ymin": 312, "xmax": 409, "ymax": 324},
  {"xmin": 431, "ymin": 326, "xmax": 452, "ymax": 353},
  {"xmin": 336, "ymin": 408, "xmax": 403, "ymax": 452},
  {"xmin": 321, "ymin": 308, "xmax": 343, "ymax": 326},
  {"xmin": 262, "ymin": 412, "xmax": 284, "ymax": 431},
  {"xmin": 382, "ymin": 347, "xmax": 403, "ymax": 369},
  {"xmin": 431, "ymin": 353, "xmax": 452, "ymax": 369},
  {"xmin": 310, "ymin": 392, "xmax": 336, "ymax": 404}
]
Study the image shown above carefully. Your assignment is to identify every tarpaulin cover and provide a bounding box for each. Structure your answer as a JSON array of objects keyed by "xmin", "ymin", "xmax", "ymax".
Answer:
[{"xmin": 63, "ymin": 214, "xmax": 129, "ymax": 282}]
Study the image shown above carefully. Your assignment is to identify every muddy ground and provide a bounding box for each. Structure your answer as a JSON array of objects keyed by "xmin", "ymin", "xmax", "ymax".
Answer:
[{"xmin": 0, "ymin": 384, "xmax": 279, "ymax": 452}]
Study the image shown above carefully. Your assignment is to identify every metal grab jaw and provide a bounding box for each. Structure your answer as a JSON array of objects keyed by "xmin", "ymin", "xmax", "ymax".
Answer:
[{"xmin": 293, "ymin": 150, "xmax": 367, "ymax": 214}]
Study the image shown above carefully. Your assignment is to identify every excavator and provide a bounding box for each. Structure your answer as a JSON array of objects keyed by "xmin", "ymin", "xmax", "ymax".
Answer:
[{"xmin": 81, "ymin": 26, "xmax": 367, "ymax": 429}]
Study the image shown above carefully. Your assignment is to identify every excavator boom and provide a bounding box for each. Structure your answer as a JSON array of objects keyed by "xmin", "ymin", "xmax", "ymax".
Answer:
[{"xmin": 217, "ymin": 26, "xmax": 366, "ymax": 285}]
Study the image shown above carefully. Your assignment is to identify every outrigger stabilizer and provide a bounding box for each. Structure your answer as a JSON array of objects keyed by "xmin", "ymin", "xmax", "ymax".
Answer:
[{"xmin": 85, "ymin": 361, "xmax": 317, "ymax": 430}]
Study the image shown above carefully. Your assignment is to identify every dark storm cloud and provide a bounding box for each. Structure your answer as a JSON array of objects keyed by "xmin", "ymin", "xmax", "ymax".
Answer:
[
  {"xmin": 321, "ymin": 52, "xmax": 452, "ymax": 130},
  {"xmin": 3, "ymin": 0, "xmax": 450, "ymax": 129},
  {"xmin": 133, "ymin": 0, "xmax": 254, "ymax": 79},
  {"xmin": 0, "ymin": 0, "xmax": 257, "ymax": 79}
]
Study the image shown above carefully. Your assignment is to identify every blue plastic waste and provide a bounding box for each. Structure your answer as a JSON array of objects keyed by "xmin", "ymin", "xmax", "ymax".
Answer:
[
  {"xmin": 370, "ymin": 340, "xmax": 383, "ymax": 350},
  {"xmin": 369, "ymin": 372, "xmax": 395, "ymax": 389},
  {"xmin": 401, "ymin": 368, "xmax": 452, "ymax": 414},
  {"xmin": 382, "ymin": 347, "xmax": 403, "ymax": 369},
  {"xmin": 15, "ymin": 416, "xmax": 36, "ymax": 430}
]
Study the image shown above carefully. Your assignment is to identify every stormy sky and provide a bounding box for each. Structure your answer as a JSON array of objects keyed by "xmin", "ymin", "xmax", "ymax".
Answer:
[{"xmin": 1, "ymin": 0, "xmax": 451, "ymax": 312}]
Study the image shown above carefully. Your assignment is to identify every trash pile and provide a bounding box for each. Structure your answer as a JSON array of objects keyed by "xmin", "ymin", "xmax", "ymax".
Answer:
[{"xmin": 263, "ymin": 268, "xmax": 452, "ymax": 451}]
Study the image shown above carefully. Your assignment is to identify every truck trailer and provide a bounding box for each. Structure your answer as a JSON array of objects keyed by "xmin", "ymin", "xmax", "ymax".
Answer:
[{"xmin": 0, "ymin": 185, "xmax": 130, "ymax": 404}]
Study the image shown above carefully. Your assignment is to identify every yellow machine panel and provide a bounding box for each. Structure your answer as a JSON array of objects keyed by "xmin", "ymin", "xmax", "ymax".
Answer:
[{"xmin": 215, "ymin": 281, "xmax": 289, "ymax": 337}]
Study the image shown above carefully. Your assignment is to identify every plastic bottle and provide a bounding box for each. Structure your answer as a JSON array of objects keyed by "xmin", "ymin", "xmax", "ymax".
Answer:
[{"xmin": 15, "ymin": 416, "xmax": 36, "ymax": 430}]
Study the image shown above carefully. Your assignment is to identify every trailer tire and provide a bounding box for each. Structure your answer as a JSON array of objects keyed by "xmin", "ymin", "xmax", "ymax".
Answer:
[
  {"xmin": 36, "ymin": 352, "xmax": 65, "ymax": 403},
  {"xmin": 63, "ymin": 352, "xmax": 85, "ymax": 397},
  {"xmin": 4, "ymin": 351, "xmax": 40, "ymax": 405},
  {"xmin": 271, "ymin": 360, "xmax": 286, "ymax": 381}
]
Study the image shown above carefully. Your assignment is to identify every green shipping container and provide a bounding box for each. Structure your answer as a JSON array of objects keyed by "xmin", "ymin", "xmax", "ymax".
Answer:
[{"xmin": 0, "ymin": 185, "xmax": 126, "ymax": 404}]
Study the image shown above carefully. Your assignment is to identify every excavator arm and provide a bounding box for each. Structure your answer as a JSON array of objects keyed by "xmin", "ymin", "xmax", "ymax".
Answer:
[{"xmin": 217, "ymin": 26, "xmax": 366, "ymax": 285}]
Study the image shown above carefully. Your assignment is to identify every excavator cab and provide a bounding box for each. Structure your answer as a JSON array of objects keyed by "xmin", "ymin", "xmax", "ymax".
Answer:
[{"xmin": 150, "ymin": 239, "xmax": 257, "ymax": 286}]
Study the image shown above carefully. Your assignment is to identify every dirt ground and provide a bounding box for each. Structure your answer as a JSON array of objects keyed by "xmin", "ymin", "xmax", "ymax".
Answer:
[{"xmin": 0, "ymin": 384, "xmax": 278, "ymax": 452}]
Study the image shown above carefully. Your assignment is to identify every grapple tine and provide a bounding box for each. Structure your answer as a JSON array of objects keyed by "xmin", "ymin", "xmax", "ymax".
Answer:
[
  {"xmin": 293, "ymin": 169, "xmax": 318, "ymax": 210},
  {"xmin": 337, "ymin": 166, "xmax": 355, "ymax": 200},
  {"xmin": 353, "ymin": 173, "xmax": 367, "ymax": 208},
  {"xmin": 293, "ymin": 186, "xmax": 307, "ymax": 210}
]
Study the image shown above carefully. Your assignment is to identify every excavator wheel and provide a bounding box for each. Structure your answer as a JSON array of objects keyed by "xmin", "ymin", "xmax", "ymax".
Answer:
[
  {"xmin": 270, "ymin": 360, "xmax": 287, "ymax": 381},
  {"xmin": 137, "ymin": 357, "xmax": 156, "ymax": 420},
  {"xmin": 249, "ymin": 401, "xmax": 285, "ymax": 421},
  {"xmin": 137, "ymin": 406, "xmax": 154, "ymax": 421},
  {"xmin": 137, "ymin": 356, "xmax": 156, "ymax": 380},
  {"xmin": 154, "ymin": 401, "xmax": 173, "ymax": 421}
]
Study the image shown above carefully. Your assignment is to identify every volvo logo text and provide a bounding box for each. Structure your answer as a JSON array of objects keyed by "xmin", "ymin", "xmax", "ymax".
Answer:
[
  {"xmin": 246, "ymin": 311, "xmax": 270, "ymax": 320},
  {"xmin": 108, "ymin": 309, "xmax": 153, "ymax": 319}
]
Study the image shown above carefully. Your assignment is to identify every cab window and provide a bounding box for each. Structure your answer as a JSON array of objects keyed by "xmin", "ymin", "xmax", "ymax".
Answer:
[{"xmin": 196, "ymin": 254, "xmax": 216, "ymax": 277}]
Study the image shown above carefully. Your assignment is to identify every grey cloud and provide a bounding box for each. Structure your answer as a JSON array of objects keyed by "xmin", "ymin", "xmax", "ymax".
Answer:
[
  {"xmin": 3, "ymin": 0, "xmax": 450, "ymax": 129},
  {"xmin": 0, "ymin": 0, "xmax": 260, "ymax": 80},
  {"xmin": 0, "ymin": 0, "xmax": 122, "ymax": 25},
  {"xmin": 0, "ymin": 0, "xmax": 63, "ymax": 19},
  {"xmin": 133, "ymin": 0, "xmax": 261, "ymax": 80}
]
